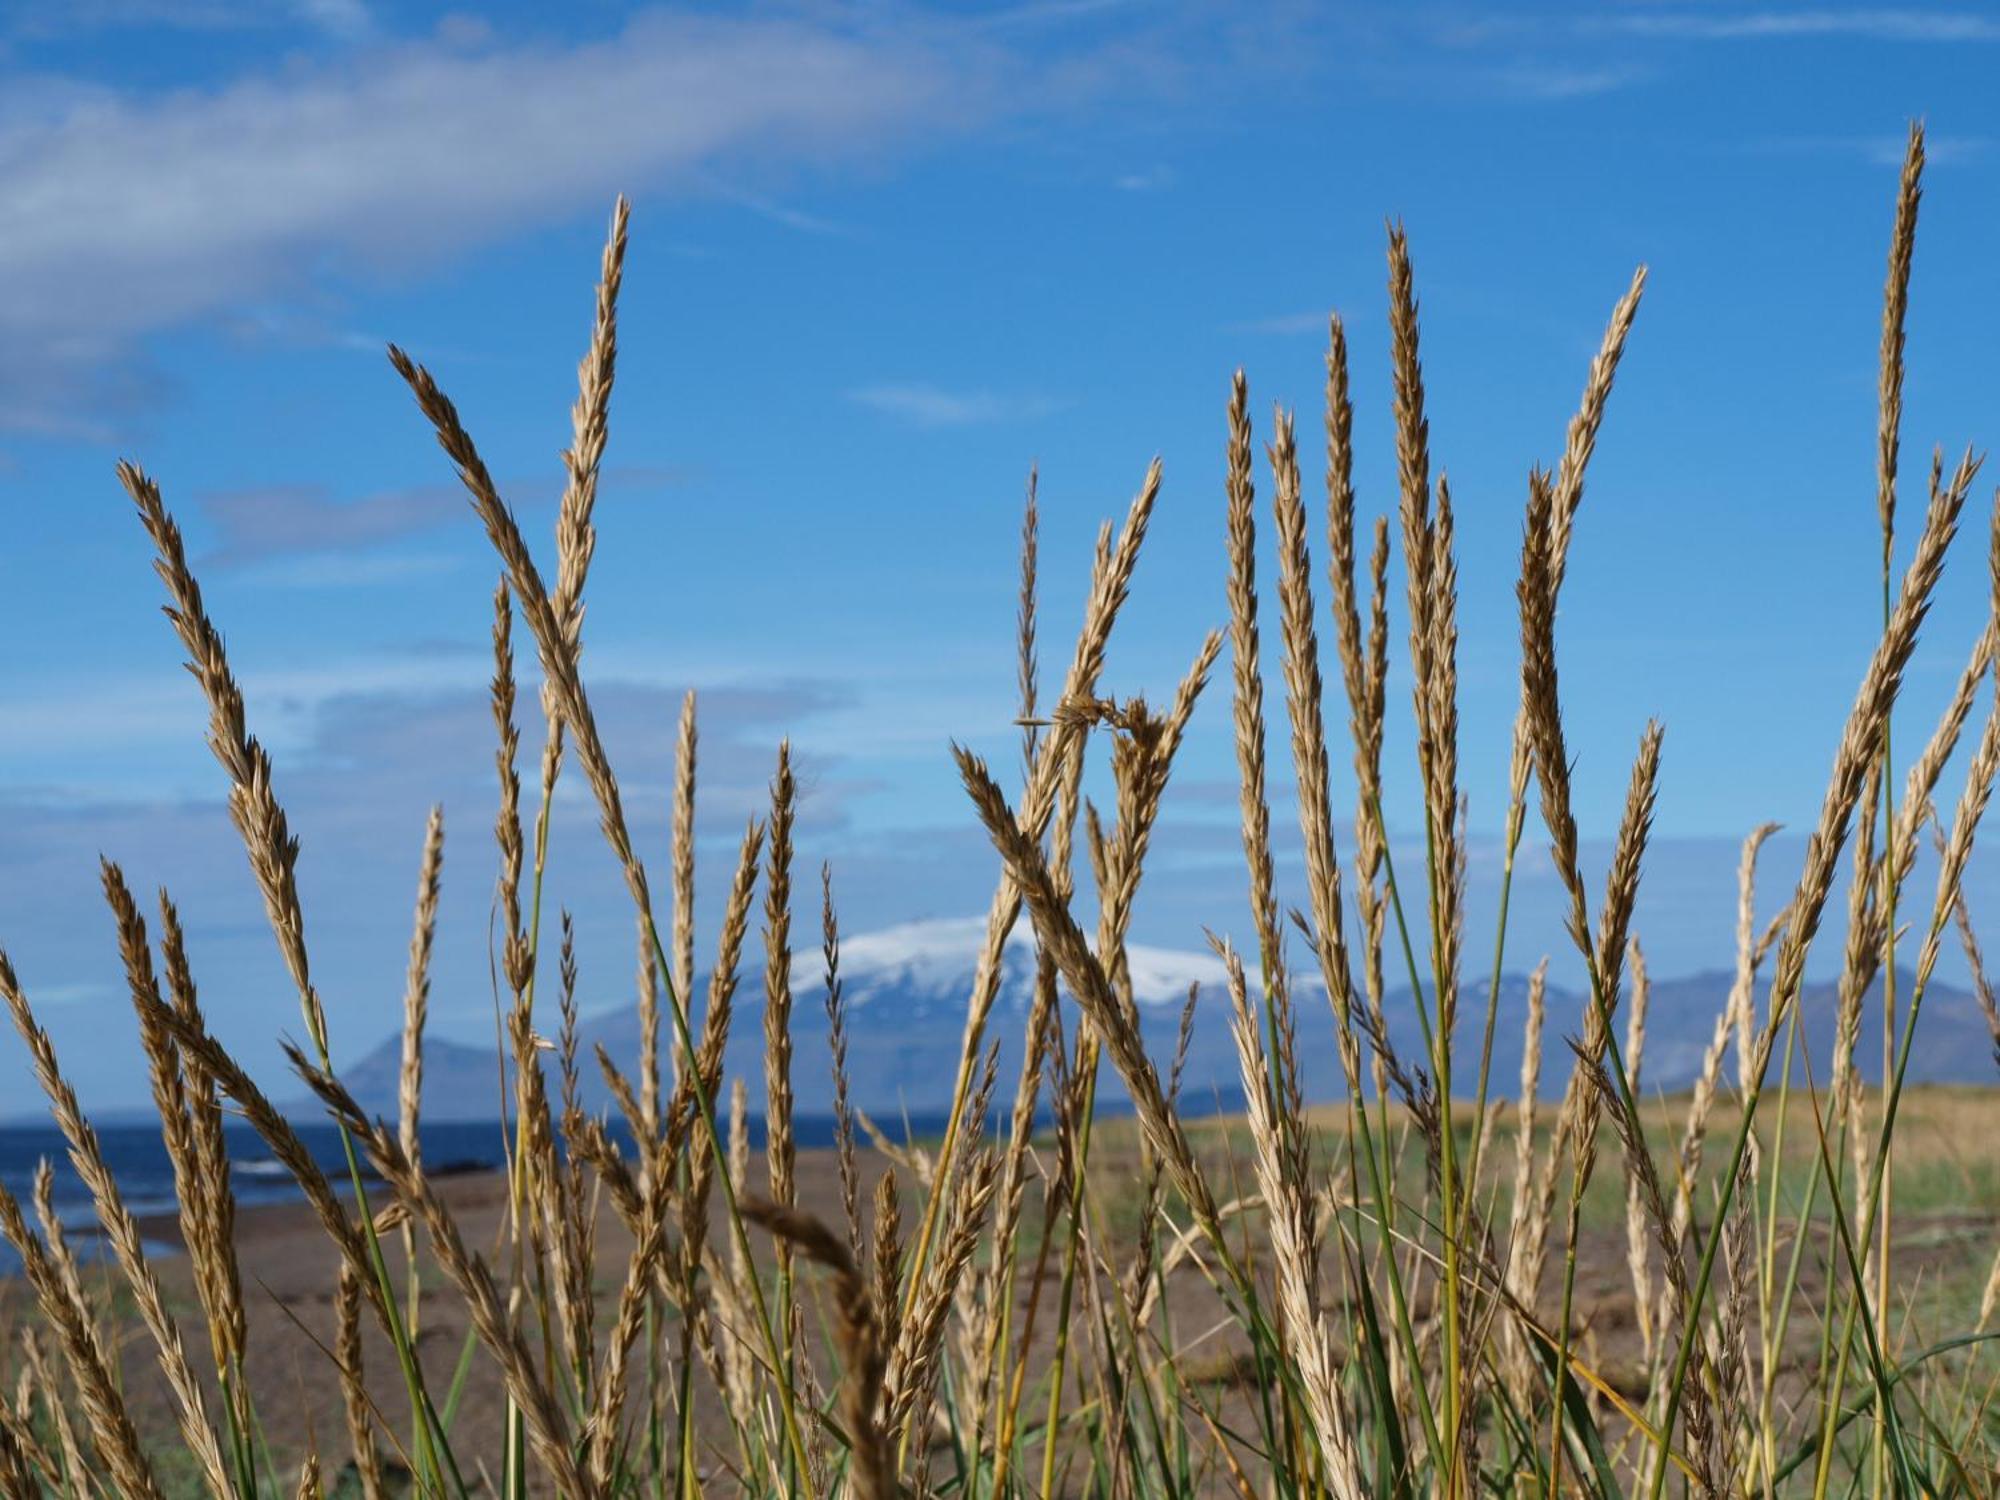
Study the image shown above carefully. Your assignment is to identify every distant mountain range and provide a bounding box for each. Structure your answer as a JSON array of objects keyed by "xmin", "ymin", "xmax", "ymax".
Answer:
[{"xmin": 316, "ymin": 916, "xmax": 2000, "ymax": 1123}]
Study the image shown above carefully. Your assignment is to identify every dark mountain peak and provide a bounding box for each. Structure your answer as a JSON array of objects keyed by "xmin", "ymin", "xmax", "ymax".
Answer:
[{"xmin": 311, "ymin": 923, "xmax": 1995, "ymax": 1122}]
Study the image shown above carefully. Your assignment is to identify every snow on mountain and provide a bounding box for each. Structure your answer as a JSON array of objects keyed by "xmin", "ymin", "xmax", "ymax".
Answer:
[
  {"xmin": 318, "ymin": 915, "xmax": 1998, "ymax": 1121},
  {"xmin": 819, "ymin": 916, "xmax": 1229, "ymax": 1014}
]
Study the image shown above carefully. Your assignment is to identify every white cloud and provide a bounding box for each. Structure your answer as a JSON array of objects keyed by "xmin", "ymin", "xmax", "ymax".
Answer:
[
  {"xmin": 5, "ymin": 0, "xmax": 371, "ymax": 38},
  {"xmin": 431, "ymin": 14, "xmax": 494, "ymax": 51},
  {"xmin": 0, "ymin": 672, "xmax": 863, "ymax": 1101},
  {"xmin": 849, "ymin": 383, "xmax": 1061, "ymax": 427},
  {"xmin": 1752, "ymin": 133, "xmax": 1996, "ymax": 167},
  {"xmin": 1114, "ymin": 163, "xmax": 1176, "ymax": 192},
  {"xmin": 1604, "ymin": 9, "xmax": 2000, "ymax": 42},
  {"xmin": 1228, "ymin": 311, "xmax": 1332, "ymax": 337},
  {"xmin": 293, "ymin": 0, "xmax": 370, "ymax": 38},
  {"xmin": 0, "ymin": 5, "xmax": 1363, "ymax": 435},
  {"xmin": 1488, "ymin": 62, "xmax": 1641, "ymax": 99},
  {"xmin": 18, "ymin": 981, "xmax": 113, "ymax": 1008},
  {"xmin": 975, "ymin": 0, "xmax": 1144, "ymax": 28},
  {"xmin": 710, "ymin": 185, "xmax": 850, "ymax": 237},
  {"xmin": 194, "ymin": 482, "xmax": 463, "ymax": 566},
  {"xmin": 0, "ymin": 640, "xmax": 859, "ymax": 783},
  {"xmin": 234, "ymin": 550, "xmax": 463, "ymax": 589},
  {"xmin": 0, "ymin": 9, "xmax": 988, "ymax": 433}
]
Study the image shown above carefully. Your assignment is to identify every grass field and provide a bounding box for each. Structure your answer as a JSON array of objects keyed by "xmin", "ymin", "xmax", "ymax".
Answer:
[{"xmin": 3, "ymin": 1086, "xmax": 1994, "ymax": 1497}]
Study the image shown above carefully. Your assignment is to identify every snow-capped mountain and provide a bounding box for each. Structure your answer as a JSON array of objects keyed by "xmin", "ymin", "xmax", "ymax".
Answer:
[
  {"xmin": 324, "ymin": 916, "xmax": 1999, "ymax": 1122},
  {"xmin": 820, "ymin": 915, "xmax": 1231, "ymax": 1017}
]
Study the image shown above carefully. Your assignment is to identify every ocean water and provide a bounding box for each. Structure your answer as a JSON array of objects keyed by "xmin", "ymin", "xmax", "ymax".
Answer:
[
  {"xmin": 0, "ymin": 1118, "xmax": 511, "ymax": 1276},
  {"xmin": 0, "ymin": 1111, "xmax": 955, "ymax": 1277}
]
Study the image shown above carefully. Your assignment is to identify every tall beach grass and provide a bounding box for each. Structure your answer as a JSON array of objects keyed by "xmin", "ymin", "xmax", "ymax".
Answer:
[{"xmin": 0, "ymin": 123, "xmax": 1996, "ymax": 1497}]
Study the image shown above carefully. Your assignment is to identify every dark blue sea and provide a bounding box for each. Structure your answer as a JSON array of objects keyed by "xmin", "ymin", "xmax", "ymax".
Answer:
[{"xmin": 0, "ymin": 1112, "xmax": 957, "ymax": 1276}]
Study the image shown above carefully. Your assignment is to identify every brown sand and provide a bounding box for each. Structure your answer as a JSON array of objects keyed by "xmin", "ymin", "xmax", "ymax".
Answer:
[{"xmin": 3, "ymin": 1124, "xmax": 1992, "ymax": 1495}]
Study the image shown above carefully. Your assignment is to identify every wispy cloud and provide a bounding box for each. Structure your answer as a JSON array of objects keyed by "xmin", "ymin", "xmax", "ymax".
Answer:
[
  {"xmin": 848, "ymin": 383, "xmax": 1062, "ymax": 427},
  {"xmin": 233, "ymin": 550, "xmax": 463, "ymax": 590},
  {"xmin": 1603, "ymin": 8, "xmax": 2000, "ymax": 42},
  {"xmin": 19, "ymin": 982, "xmax": 113, "ymax": 1009},
  {"xmin": 212, "ymin": 305, "xmax": 387, "ymax": 354},
  {"xmin": 0, "ymin": 10, "xmax": 984, "ymax": 433},
  {"xmin": 193, "ymin": 483, "xmax": 462, "ymax": 567},
  {"xmin": 1487, "ymin": 61, "xmax": 1643, "ymax": 99},
  {"xmin": 185, "ymin": 469, "xmax": 689, "ymax": 576},
  {"xmin": 1750, "ymin": 133, "xmax": 1997, "ymax": 166},
  {"xmin": 0, "ymin": 672, "xmax": 862, "ymax": 1098},
  {"xmin": 1227, "ymin": 311, "xmax": 1331, "ymax": 337},
  {"xmin": 711, "ymin": 185, "xmax": 851, "ymax": 236},
  {"xmin": 0, "ymin": 642, "xmax": 857, "ymax": 771},
  {"xmin": 1303, "ymin": 10, "xmax": 1657, "ymax": 101},
  {"xmin": 1114, "ymin": 163, "xmax": 1176, "ymax": 192},
  {"xmin": 973, "ymin": 0, "xmax": 1144, "ymax": 29},
  {"xmin": 0, "ymin": 5, "xmax": 1366, "ymax": 436},
  {"xmin": 5, "ymin": 0, "xmax": 370, "ymax": 39},
  {"xmin": 293, "ymin": 0, "xmax": 369, "ymax": 38}
]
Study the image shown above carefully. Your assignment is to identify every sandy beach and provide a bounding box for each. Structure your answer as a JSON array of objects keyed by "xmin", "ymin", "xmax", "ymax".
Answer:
[{"xmin": 1, "ymin": 1092, "xmax": 1990, "ymax": 1493}]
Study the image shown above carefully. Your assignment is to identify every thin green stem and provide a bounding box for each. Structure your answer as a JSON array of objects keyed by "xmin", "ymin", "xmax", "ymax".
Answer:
[
  {"xmin": 642, "ymin": 912, "xmax": 812, "ymax": 1490},
  {"xmin": 1036, "ymin": 1042, "xmax": 1102, "ymax": 1500},
  {"xmin": 1462, "ymin": 803, "xmax": 1527, "ymax": 1203}
]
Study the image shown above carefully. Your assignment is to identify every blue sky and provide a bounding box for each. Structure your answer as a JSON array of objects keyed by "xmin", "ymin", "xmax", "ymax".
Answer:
[{"xmin": 0, "ymin": 0, "xmax": 1996, "ymax": 1102}]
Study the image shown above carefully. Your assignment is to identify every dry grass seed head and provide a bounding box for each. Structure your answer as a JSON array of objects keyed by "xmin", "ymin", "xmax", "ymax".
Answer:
[
  {"xmin": 0, "ymin": 1171, "xmax": 162, "ymax": 1500},
  {"xmin": 121, "ymin": 463, "xmax": 325, "ymax": 1049},
  {"xmin": 0, "ymin": 948, "xmax": 231, "ymax": 1498},
  {"xmin": 1763, "ymin": 447, "xmax": 1978, "ymax": 1044},
  {"xmin": 1272, "ymin": 402, "xmax": 1365, "ymax": 1064},
  {"xmin": 109, "ymin": 867, "xmax": 241, "ymax": 1392},
  {"xmin": 874, "ymin": 1168, "xmax": 905, "ymax": 1364},
  {"xmin": 291, "ymin": 1054, "xmax": 594, "ymax": 1498},
  {"xmin": 764, "ymin": 741, "xmax": 798, "ymax": 1215},
  {"xmin": 1548, "ymin": 265, "xmax": 1648, "ymax": 596},
  {"xmin": 1218, "ymin": 938, "xmax": 1365, "ymax": 1489},
  {"xmin": 156, "ymin": 890, "xmax": 246, "ymax": 1374},
  {"xmin": 823, "ymin": 863, "xmax": 864, "ymax": 1260},
  {"xmin": 1876, "ymin": 122, "xmax": 1924, "ymax": 554},
  {"xmin": 17, "ymin": 1328, "xmax": 89, "ymax": 1500},
  {"xmin": 553, "ymin": 195, "xmax": 629, "ymax": 650},
  {"xmin": 391, "ymin": 344, "xmax": 656, "ymax": 941},
  {"xmin": 336, "ymin": 1264, "xmax": 386, "ymax": 1500},
  {"xmin": 399, "ymin": 805, "xmax": 444, "ymax": 1174},
  {"xmin": 1622, "ymin": 939, "xmax": 1656, "ymax": 1357},
  {"xmin": 744, "ymin": 1199, "xmax": 899, "ymax": 1500},
  {"xmin": 953, "ymin": 746, "xmax": 1226, "ymax": 1256},
  {"xmin": 1223, "ymin": 377, "xmax": 1285, "ymax": 1008},
  {"xmin": 491, "ymin": 579, "xmax": 532, "ymax": 998},
  {"xmin": 665, "ymin": 687, "xmax": 699, "ymax": 1112},
  {"xmin": 1018, "ymin": 465, "xmax": 1041, "ymax": 777}
]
